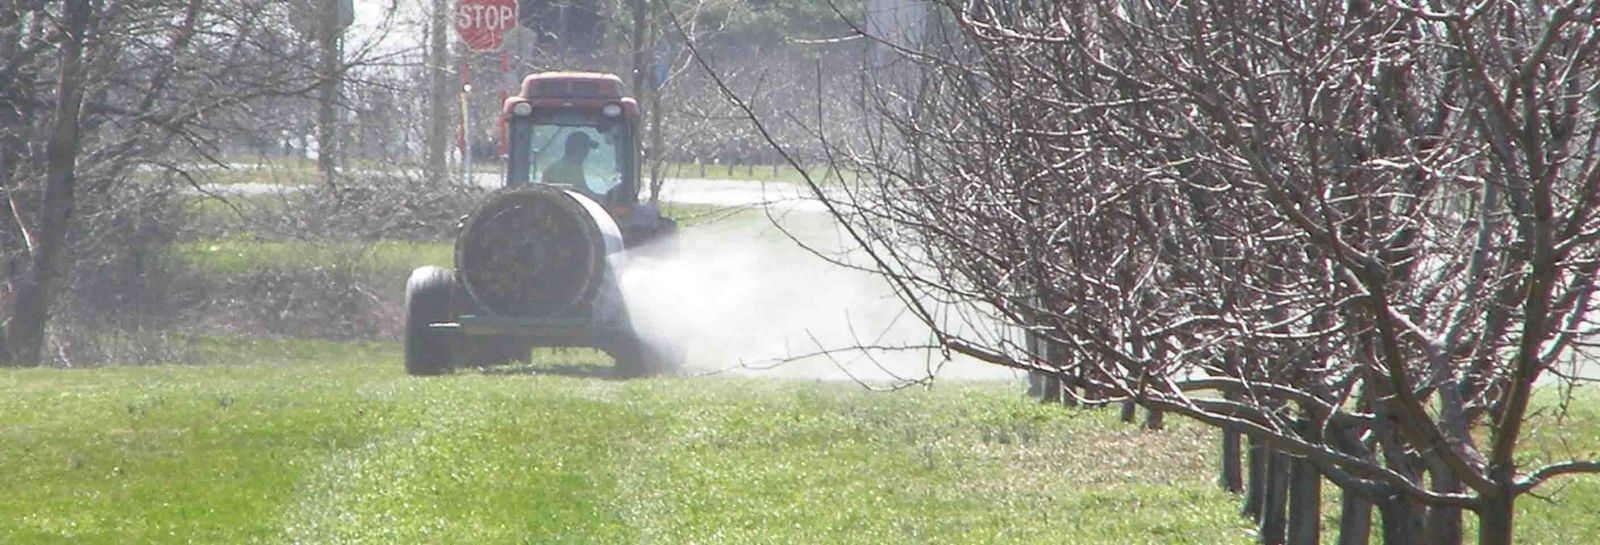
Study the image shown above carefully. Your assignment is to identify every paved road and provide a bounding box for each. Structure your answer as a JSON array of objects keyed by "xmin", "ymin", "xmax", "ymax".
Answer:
[{"xmin": 646, "ymin": 178, "xmax": 835, "ymax": 212}]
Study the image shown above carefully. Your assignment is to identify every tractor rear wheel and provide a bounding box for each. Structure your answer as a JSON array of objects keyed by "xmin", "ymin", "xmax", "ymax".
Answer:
[
  {"xmin": 610, "ymin": 336, "xmax": 681, "ymax": 379},
  {"xmin": 405, "ymin": 266, "xmax": 456, "ymax": 376},
  {"xmin": 610, "ymin": 340, "xmax": 649, "ymax": 379}
]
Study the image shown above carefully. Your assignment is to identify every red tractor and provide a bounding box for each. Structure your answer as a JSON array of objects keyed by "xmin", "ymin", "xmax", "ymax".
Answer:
[{"xmin": 404, "ymin": 72, "xmax": 678, "ymax": 377}]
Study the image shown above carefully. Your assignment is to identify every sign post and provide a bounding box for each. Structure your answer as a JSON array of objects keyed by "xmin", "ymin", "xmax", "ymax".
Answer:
[
  {"xmin": 497, "ymin": 51, "xmax": 510, "ymax": 156},
  {"xmin": 454, "ymin": 0, "xmax": 517, "ymax": 184},
  {"xmin": 462, "ymin": 83, "xmax": 472, "ymax": 184}
]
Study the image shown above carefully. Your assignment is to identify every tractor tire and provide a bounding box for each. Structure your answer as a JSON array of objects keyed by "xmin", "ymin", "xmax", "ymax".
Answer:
[
  {"xmin": 610, "ymin": 336, "xmax": 681, "ymax": 379},
  {"xmin": 610, "ymin": 340, "xmax": 650, "ymax": 379},
  {"xmin": 404, "ymin": 266, "xmax": 456, "ymax": 376}
]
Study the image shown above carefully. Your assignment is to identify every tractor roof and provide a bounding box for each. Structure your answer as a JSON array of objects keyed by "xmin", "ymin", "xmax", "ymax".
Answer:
[{"xmin": 520, "ymin": 72, "xmax": 626, "ymax": 100}]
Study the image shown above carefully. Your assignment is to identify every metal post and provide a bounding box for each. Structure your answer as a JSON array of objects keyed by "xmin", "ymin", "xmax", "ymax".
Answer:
[
  {"xmin": 498, "ymin": 50, "xmax": 510, "ymax": 157},
  {"xmin": 462, "ymin": 82, "xmax": 473, "ymax": 185}
]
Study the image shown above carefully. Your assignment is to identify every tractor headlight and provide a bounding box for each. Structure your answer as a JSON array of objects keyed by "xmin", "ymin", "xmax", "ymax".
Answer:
[
  {"xmin": 601, "ymin": 103, "xmax": 622, "ymax": 118},
  {"xmin": 512, "ymin": 101, "xmax": 533, "ymax": 116}
]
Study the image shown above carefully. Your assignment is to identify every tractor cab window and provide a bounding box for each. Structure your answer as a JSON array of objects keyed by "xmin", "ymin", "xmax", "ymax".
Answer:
[{"xmin": 524, "ymin": 113, "xmax": 628, "ymax": 201}]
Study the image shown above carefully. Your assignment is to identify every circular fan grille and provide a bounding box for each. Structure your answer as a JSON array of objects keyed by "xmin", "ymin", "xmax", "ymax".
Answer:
[{"xmin": 455, "ymin": 189, "xmax": 607, "ymax": 316}]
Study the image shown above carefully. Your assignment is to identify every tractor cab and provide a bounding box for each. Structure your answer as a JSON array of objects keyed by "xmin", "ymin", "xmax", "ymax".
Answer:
[{"xmin": 502, "ymin": 72, "xmax": 673, "ymax": 247}]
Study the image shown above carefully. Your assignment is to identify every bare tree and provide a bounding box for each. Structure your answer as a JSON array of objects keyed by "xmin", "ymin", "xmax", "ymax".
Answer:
[
  {"xmin": 621, "ymin": 0, "xmax": 865, "ymax": 205},
  {"xmin": 682, "ymin": 1, "xmax": 1600, "ymax": 544},
  {"xmin": 3, "ymin": 0, "xmax": 93, "ymax": 366},
  {"xmin": 0, "ymin": 0, "xmax": 401, "ymax": 366}
]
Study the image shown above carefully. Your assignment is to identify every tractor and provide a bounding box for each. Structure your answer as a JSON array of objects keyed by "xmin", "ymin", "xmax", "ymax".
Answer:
[{"xmin": 404, "ymin": 72, "xmax": 678, "ymax": 377}]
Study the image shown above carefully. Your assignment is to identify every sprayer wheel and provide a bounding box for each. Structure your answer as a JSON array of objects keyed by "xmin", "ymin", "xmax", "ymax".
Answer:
[
  {"xmin": 610, "ymin": 337, "xmax": 679, "ymax": 378},
  {"xmin": 610, "ymin": 340, "xmax": 647, "ymax": 379},
  {"xmin": 404, "ymin": 266, "xmax": 456, "ymax": 376}
]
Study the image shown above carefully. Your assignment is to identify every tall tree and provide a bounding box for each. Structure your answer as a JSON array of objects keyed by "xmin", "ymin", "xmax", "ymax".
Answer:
[
  {"xmin": 4, "ymin": 0, "xmax": 94, "ymax": 366},
  {"xmin": 425, "ymin": 0, "xmax": 452, "ymax": 183},
  {"xmin": 315, "ymin": 0, "xmax": 342, "ymax": 187}
]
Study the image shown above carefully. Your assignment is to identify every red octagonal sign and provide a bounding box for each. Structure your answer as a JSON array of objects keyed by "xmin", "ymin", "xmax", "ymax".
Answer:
[{"xmin": 455, "ymin": 0, "xmax": 517, "ymax": 52}]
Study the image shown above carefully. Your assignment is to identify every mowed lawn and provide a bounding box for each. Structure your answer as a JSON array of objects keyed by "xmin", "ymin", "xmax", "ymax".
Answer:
[{"xmin": 2, "ymin": 340, "xmax": 1597, "ymax": 544}]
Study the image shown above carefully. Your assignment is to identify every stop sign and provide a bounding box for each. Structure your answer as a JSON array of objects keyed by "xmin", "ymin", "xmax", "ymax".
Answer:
[{"xmin": 455, "ymin": 0, "xmax": 517, "ymax": 52}]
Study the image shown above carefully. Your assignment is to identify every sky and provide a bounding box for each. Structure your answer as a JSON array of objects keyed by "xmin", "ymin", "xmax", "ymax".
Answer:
[{"xmin": 349, "ymin": 0, "xmax": 431, "ymax": 60}]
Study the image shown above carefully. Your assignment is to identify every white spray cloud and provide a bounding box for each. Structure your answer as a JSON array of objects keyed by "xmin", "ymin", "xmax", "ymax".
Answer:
[{"xmin": 618, "ymin": 209, "xmax": 1017, "ymax": 382}]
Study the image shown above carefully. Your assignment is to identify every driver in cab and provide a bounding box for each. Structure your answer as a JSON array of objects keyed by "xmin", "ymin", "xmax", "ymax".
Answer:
[{"xmin": 541, "ymin": 132, "xmax": 604, "ymax": 200}]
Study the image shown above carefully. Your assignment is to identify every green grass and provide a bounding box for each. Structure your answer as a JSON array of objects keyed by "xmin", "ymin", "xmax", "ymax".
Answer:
[
  {"xmin": 0, "ymin": 338, "xmax": 1256, "ymax": 544},
  {"xmin": 179, "ymin": 158, "xmax": 426, "ymax": 186},
  {"xmin": 4, "ymin": 339, "xmax": 1594, "ymax": 544},
  {"xmin": 173, "ymin": 201, "xmax": 754, "ymax": 277},
  {"xmin": 173, "ymin": 238, "xmax": 453, "ymax": 277},
  {"xmin": 178, "ymin": 193, "xmax": 299, "ymax": 241},
  {"xmin": 1500, "ymin": 389, "xmax": 1600, "ymax": 542}
]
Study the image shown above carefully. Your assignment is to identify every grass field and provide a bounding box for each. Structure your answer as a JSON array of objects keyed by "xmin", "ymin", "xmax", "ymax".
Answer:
[
  {"xmin": 174, "ymin": 238, "xmax": 454, "ymax": 277},
  {"xmin": 0, "ymin": 339, "xmax": 1246, "ymax": 544},
  {"xmin": 2, "ymin": 339, "xmax": 1597, "ymax": 544},
  {"xmin": 171, "ymin": 158, "xmax": 821, "ymax": 187},
  {"xmin": 172, "ymin": 197, "xmax": 751, "ymax": 275}
]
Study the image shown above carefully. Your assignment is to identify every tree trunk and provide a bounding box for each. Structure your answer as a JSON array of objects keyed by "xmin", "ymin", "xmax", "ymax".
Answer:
[
  {"xmin": 627, "ymin": 0, "xmax": 649, "ymax": 197},
  {"xmin": 1425, "ymin": 470, "xmax": 1464, "ymax": 545},
  {"xmin": 1040, "ymin": 374, "xmax": 1056, "ymax": 403},
  {"xmin": 1143, "ymin": 408, "xmax": 1164, "ymax": 431},
  {"xmin": 628, "ymin": 0, "xmax": 648, "ymax": 107},
  {"xmin": 1377, "ymin": 496, "xmax": 1423, "ymax": 544},
  {"xmin": 3, "ymin": 0, "xmax": 92, "ymax": 366},
  {"xmin": 1144, "ymin": 341, "xmax": 1166, "ymax": 431},
  {"xmin": 647, "ymin": 77, "xmax": 665, "ymax": 204},
  {"xmin": 1287, "ymin": 455, "xmax": 1321, "ymax": 545},
  {"xmin": 1220, "ymin": 427, "xmax": 1243, "ymax": 492},
  {"xmin": 1033, "ymin": 372, "xmax": 1061, "ymax": 404},
  {"xmin": 316, "ymin": 0, "xmax": 341, "ymax": 188},
  {"xmin": 1259, "ymin": 451, "xmax": 1288, "ymax": 545},
  {"xmin": 1120, "ymin": 399, "xmax": 1137, "ymax": 423},
  {"xmin": 1059, "ymin": 379, "xmax": 1077, "ymax": 407},
  {"xmin": 0, "ymin": 34, "xmax": 27, "ymax": 362},
  {"xmin": 1476, "ymin": 494, "xmax": 1513, "ymax": 545},
  {"xmin": 1219, "ymin": 387, "xmax": 1244, "ymax": 493},
  {"xmin": 1243, "ymin": 438, "xmax": 1267, "ymax": 518},
  {"xmin": 1335, "ymin": 487, "xmax": 1371, "ymax": 545},
  {"xmin": 424, "ymin": 0, "xmax": 451, "ymax": 184}
]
